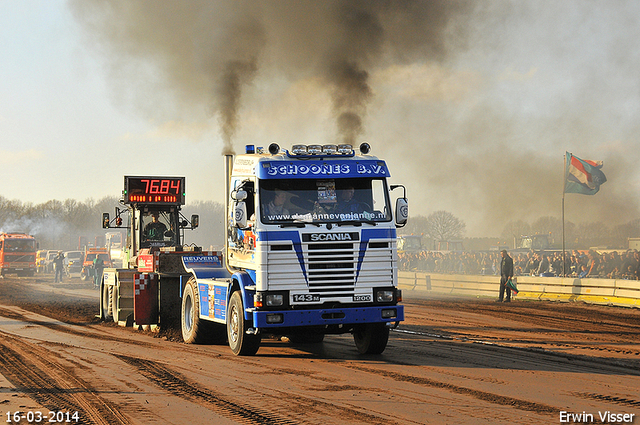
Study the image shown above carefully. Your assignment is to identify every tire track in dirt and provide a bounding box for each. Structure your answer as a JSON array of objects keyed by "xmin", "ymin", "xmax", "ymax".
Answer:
[
  {"xmin": 343, "ymin": 364, "xmax": 557, "ymax": 416},
  {"xmin": 0, "ymin": 306, "xmax": 162, "ymax": 350},
  {"xmin": 393, "ymin": 323, "xmax": 640, "ymax": 373},
  {"xmin": 409, "ymin": 299, "xmax": 640, "ymax": 336},
  {"xmin": 0, "ymin": 331, "xmax": 130, "ymax": 425},
  {"xmin": 574, "ymin": 392, "xmax": 640, "ymax": 408},
  {"xmin": 114, "ymin": 354, "xmax": 296, "ymax": 425},
  {"xmin": 116, "ymin": 354, "xmax": 404, "ymax": 425}
]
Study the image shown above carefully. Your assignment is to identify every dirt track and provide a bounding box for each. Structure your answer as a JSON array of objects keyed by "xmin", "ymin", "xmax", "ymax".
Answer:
[{"xmin": 0, "ymin": 275, "xmax": 638, "ymax": 424}]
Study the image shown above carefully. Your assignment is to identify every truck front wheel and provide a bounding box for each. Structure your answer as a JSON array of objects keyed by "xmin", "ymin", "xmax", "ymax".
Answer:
[
  {"xmin": 227, "ymin": 291, "xmax": 261, "ymax": 356},
  {"xmin": 353, "ymin": 323, "xmax": 389, "ymax": 355}
]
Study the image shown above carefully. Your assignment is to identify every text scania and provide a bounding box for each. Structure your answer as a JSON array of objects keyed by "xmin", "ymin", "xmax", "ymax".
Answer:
[
  {"xmin": 310, "ymin": 233, "xmax": 353, "ymax": 241},
  {"xmin": 266, "ymin": 163, "xmax": 387, "ymax": 176}
]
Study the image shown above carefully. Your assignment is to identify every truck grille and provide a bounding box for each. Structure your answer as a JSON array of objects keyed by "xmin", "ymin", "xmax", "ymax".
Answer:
[
  {"xmin": 266, "ymin": 232, "xmax": 394, "ymax": 300},
  {"xmin": 308, "ymin": 242, "xmax": 354, "ymax": 294},
  {"xmin": 4, "ymin": 254, "xmax": 35, "ymax": 263}
]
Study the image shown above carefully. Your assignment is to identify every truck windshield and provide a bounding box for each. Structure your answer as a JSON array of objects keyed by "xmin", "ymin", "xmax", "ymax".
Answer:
[
  {"xmin": 140, "ymin": 211, "xmax": 177, "ymax": 248},
  {"xmin": 260, "ymin": 178, "xmax": 391, "ymax": 224},
  {"xmin": 4, "ymin": 240, "xmax": 36, "ymax": 252}
]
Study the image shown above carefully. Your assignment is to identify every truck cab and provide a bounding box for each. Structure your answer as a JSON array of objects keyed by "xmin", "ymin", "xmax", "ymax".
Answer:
[
  {"xmin": 36, "ymin": 249, "xmax": 49, "ymax": 273},
  {"xmin": 0, "ymin": 233, "xmax": 37, "ymax": 277},
  {"xmin": 223, "ymin": 143, "xmax": 408, "ymax": 355}
]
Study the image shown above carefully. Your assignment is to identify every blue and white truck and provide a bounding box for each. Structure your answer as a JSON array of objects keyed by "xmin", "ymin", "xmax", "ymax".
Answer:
[{"xmin": 101, "ymin": 143, "xmax": 408, "ymax": 356}]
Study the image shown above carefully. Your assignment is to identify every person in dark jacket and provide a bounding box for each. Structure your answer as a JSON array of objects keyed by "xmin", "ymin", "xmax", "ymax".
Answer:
[
  {"xmin": 498, "ymin": 249, "xmax": 514, "ymax": 302},
  {"xmin": 53, "ymin": 251, "xmax": 65, "ymax": 283},
  {"xmin": 93, "ymin": 256, "xmax": 104, "ymax": 288}
]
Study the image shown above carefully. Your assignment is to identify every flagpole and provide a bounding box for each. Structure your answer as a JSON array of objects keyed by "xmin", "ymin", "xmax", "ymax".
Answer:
[
  {"xmin": 562, "ymin": 195, "xmax": 565, "ymax": 276},
  {"xmin": 562, "ymin": 153, "xmax": 567, "ymax": 277}
]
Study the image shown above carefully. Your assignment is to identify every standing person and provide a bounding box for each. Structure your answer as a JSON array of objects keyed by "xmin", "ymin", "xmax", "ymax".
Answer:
[
  {"xmin": 93, "ymin": 255, "xmax": 104, "ymax": 288},
  {"xmin": 53, "ymin": 251, "xmax": 65, "ymax": 283},
  {"xmin": 537, "ymin": 254, "xmax": 550, "ymax": 276},
  {"xmin": 498, "ymin": 249, "xmax": 514, "ymax": 302}
]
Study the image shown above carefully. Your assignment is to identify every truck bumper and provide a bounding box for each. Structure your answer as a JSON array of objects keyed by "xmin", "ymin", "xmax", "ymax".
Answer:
[{"xmin": 252, "ymin": 305, "xmax": 404, "ymax": 328}]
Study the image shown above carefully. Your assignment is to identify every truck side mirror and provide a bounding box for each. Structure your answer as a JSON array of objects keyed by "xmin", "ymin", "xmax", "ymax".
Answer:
[
  {"xmin": 395, "ymin": 198, "xmax": 408, "ymax": 227},
  {"xmin": 102, "ymin": 213, "xmax": 110, "ymax": 229},
  {"xmin": 233, "ymin": 189, "xmax": 248, "ymax": 202},
  {"xmin": 234, "ymin": 202, "xmax": 248, "ymax": 228},
  {"xmin": 191, "ymin": 214, "xmax": 199, "ymax": 229}
]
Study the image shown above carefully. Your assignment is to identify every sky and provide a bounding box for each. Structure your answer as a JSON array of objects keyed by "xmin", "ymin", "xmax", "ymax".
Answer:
[{"xmin": 2, "ymin": 0, "xmax": 640, "ymax": 238}]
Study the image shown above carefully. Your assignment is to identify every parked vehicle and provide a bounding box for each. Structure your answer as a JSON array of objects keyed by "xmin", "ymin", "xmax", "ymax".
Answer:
[
  {"xmin": 64, "ymin": 250, "xmax": 84, "ymax": 275},
  {"xmin": 0, "ymin": 233, "xmax": 37, "ymax": 277},
  {"xmin": 36, "ymin": 249, "xmax": 49, "ymax": 273},
  {"xmin": 44, "ymin": 250, "xmax": 59, "ymax": 273},
  {"xmin": 80, "ymin": 249, "xmax": 112, "ymax": 281}
]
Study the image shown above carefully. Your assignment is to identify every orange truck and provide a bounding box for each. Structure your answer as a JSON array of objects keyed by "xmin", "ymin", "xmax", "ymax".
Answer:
[
  {"xmin": 0, "ymin": 233, "xmax": 37, "ymax": 277},
  {"xmin": 80, "ymin": 248, "xmax": 113, "ymax": 281}
]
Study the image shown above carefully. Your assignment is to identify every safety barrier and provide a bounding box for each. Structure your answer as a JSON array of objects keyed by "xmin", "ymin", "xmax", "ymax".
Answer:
[{"xmin": 398, "ymin": 271, "xmax": 640, "ymax": 308}]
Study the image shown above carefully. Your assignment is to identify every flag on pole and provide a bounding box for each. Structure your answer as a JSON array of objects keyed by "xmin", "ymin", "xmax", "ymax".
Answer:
[{"xmin": 564, "ymin": 152, "xmax": 607, "ymax": 195}]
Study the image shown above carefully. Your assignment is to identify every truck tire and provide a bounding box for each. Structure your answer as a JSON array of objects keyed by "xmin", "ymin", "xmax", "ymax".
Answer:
[
  {"xmin": 181, "ymin": 278, "xmax": 226, "ymax": 344},
  {"xmin": 227, "ymin": 291, "xmax": 261, "ymax": 356},
  {"xmin": 181, "ymin": 278, "xmax": 204, "ymax": 343},
  {"xmin": 101, "ymin": 282, "xmax": 113, "ymax": 322},
  {"xmin": 353, "ymin": 323, "xmax": 389, "ymax": 355},
  {"xmin": 80, "ymin": 270, "xmax": 88, "ymax": 281}
]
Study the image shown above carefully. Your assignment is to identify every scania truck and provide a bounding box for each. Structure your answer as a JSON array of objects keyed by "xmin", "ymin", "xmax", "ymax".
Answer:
[{"xmin": 101, "ymin": 143, "xmax": 408, "ymax": 356}]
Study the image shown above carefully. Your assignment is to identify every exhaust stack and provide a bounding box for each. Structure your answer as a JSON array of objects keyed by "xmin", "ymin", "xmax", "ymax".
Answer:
[{"xmin": 224, "ymin": 154, "xmax": 235, "ymax": 274}]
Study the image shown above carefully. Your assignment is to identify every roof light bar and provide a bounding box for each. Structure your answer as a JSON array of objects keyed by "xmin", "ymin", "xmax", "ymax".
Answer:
[
  {"xmin": 291, "ymin": 145, "xmax": 307, "ymax": 155},
  {"xmin": 307, "ymin": 144, "xmax": 322, "ymax": 155},
  {"xmin": 337, "ymin": 144, "xmax": 353, "ymax": 154},
  {"xmin": 286, "ymin": 143, "xmax": 359, "ymax": 157},
  {"xmin": 322, "ymin": 144, "xmax": 337, "ymax": 154}
]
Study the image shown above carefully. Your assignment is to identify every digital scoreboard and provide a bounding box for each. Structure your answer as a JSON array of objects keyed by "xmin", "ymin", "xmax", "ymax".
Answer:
[{"xmin": 124, "ymin": 176, "xmax": 186, "ymax": 205}]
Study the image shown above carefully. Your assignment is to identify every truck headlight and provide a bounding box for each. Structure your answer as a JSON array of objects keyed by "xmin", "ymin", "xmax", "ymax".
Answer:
[
  {"xmin": 265, "ymin": 294, "xmax": 284, "ymax": 307},
  {"xmin": 255, "ymin": 292, "xmax": 286, "ymax": 308},
  {"xmin": 375, "ymin": 289, "xmax": 394, "ymax": 303}
]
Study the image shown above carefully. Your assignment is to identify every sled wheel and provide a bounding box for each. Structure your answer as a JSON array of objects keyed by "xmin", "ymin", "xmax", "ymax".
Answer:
[
  {"xmin": 111, "ymin": 284, "xmax": 121, "ymax": 323},
  {"xmin": 101, "ymin": 282, "xmax": 113, "ymax": 322},
  {"xmin": 227, "ymin": 291, "xmax": 261, "ymax": 356},
  {"xmin": 353, "ymin": 323, "xmax": 389, "ymax": 354}
]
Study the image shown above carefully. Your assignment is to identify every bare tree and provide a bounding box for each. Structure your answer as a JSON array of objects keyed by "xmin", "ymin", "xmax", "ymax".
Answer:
[
  {"xmin": 398, "ymin": 215, "xmax": 428, "ymax": 237},
  {"xmin": 500, "ymin": 220, "xmax": 531, "ymax": 242},
  {"xmin": 425, "ymin": 210, "xmax": 465, "ymax": 242},
  {"xmin": 573, "ymin": 221, "xmax": 611, "ymax": 249}
]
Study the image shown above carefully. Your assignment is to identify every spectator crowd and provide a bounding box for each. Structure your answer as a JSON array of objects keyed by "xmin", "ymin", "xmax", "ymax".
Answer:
[{"xmin": 398, "ymin": 249, "xmax": 640, "ymax": 280}]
